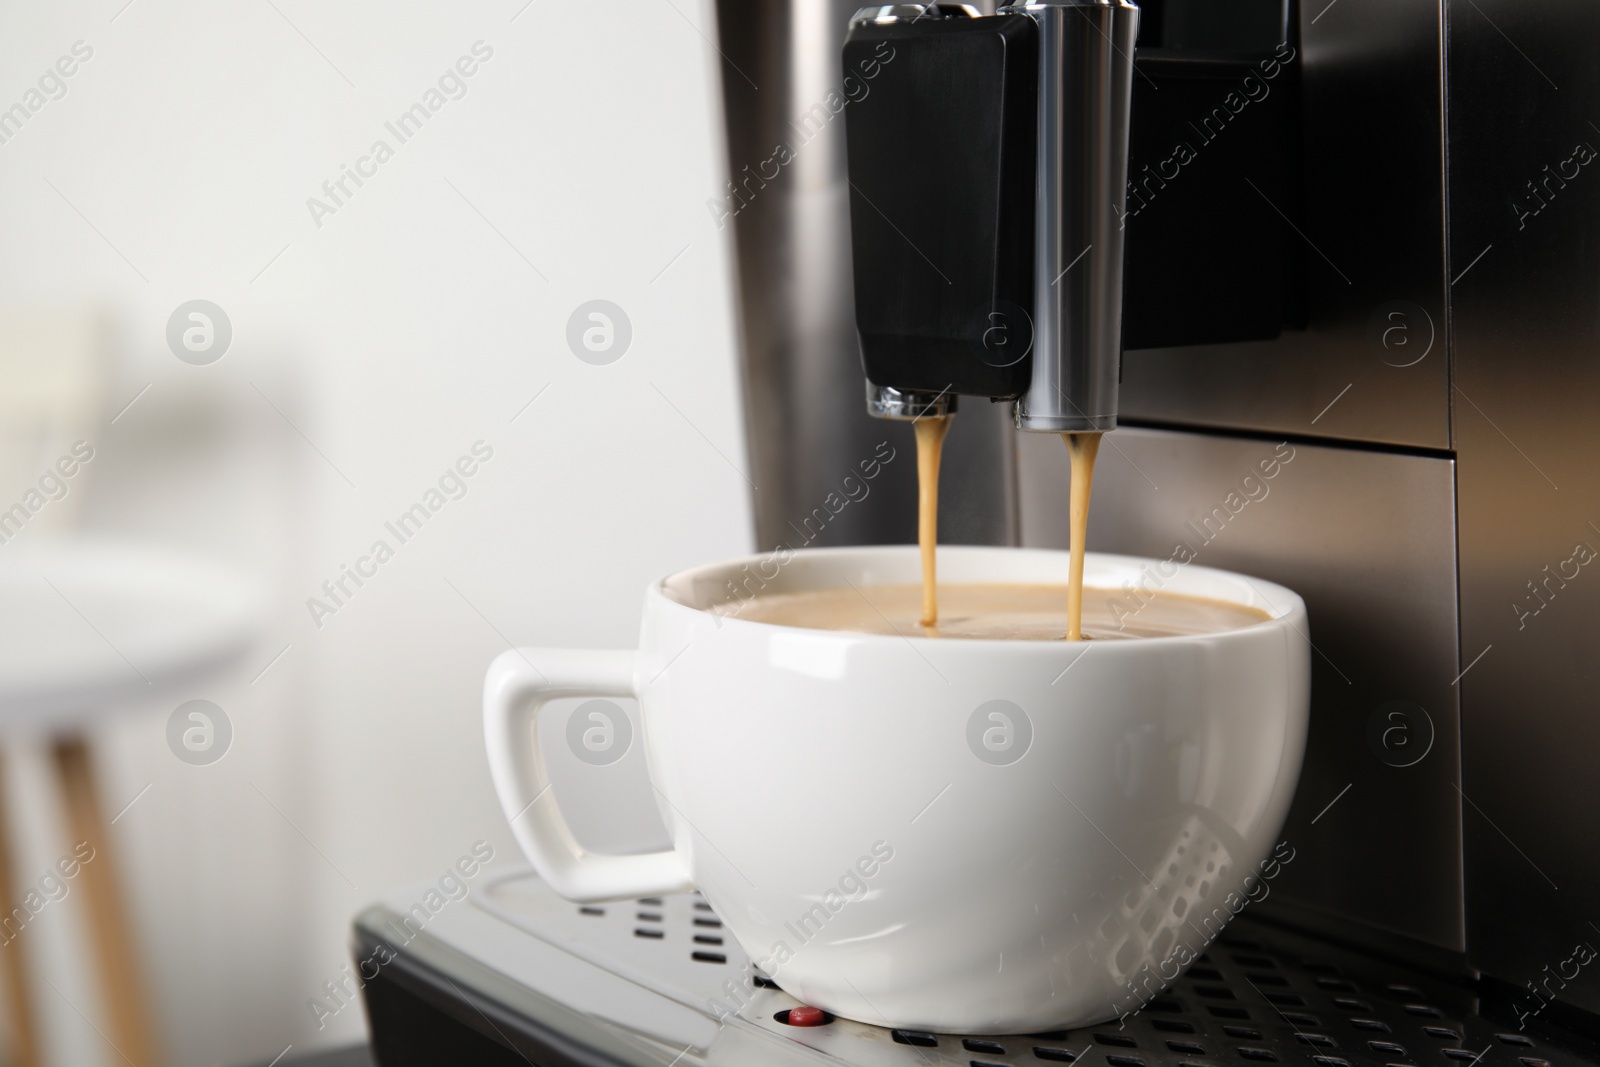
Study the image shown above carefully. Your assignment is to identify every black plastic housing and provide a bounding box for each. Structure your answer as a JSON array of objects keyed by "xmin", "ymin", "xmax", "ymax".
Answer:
[
  {"xmin": 842, "ymin": 15, "xmax": 1038, "ymax": 399},
  {"xmin": 1120, "ymin": 46, "xmax": 1305, "ymax": 350}
]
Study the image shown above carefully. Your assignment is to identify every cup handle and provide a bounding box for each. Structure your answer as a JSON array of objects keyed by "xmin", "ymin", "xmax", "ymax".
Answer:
[{"xmin": 483, "ymin": 647, "xmax": 693, "ymax": 902}]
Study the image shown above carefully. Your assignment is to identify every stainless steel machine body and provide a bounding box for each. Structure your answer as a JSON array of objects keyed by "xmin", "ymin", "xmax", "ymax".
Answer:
[
  {"xmin": 713, "ymin": 0, "xmax": 1600, "ymax": 1027},
  {"xmin": 1445, "ymin": 0, "xmax": 1600, "ymax": 1022}
]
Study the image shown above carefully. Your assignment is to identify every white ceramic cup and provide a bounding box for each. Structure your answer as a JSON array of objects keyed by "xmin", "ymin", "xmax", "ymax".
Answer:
[{"xmin": 484, "ymin": 546, "xmax": 1309, "ymax": 1034}]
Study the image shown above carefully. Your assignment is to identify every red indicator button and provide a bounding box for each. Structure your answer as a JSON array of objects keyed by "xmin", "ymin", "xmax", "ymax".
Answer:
[{"xmin": 787, "ymin": 1005, "xmax": 827, "ymax": 1027}]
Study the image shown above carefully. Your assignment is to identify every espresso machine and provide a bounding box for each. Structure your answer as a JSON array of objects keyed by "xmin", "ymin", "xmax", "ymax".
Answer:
[{"xmin": 353, "ymin": 1, "xmax": 1600, "ymax": 1062}]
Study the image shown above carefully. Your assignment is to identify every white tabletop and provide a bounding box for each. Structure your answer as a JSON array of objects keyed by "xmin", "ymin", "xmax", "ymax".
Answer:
[{"xmin": 0, "ymin": 540, "xmax": 262, "ymax": 728}]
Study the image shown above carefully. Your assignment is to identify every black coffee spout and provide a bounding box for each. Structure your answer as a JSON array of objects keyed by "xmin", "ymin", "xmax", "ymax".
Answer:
[{"xmin": 842, "ymin": 1, "xmax": 1139, "ymax": 432}]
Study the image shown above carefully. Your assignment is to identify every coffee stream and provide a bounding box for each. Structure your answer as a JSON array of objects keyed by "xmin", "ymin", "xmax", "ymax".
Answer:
[
  {"xmin": 913, "ymin": 415, "xmax": 953, "ymax": 627},
  {"xmin": 913, "ymin": 419, "xmax": 1102, "ymax": 641},
  {"xmin": 1062, "ymin": 432, "xmax": 1101, "ymax": 641}
]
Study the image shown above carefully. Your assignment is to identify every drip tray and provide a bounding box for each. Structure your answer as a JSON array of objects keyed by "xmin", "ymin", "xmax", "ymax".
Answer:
[{"xmin": 354, "ymin": 872, "xmax": 1590, "ymax": 1067}]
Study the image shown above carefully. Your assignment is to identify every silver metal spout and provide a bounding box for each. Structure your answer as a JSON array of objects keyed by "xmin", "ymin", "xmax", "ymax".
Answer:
[
  {"xmin": 1006, "ymin": 0, "xmax": 1139, "ymax": 434},
  {"xmin": 850, "ymin": 3, "xmax": 981, "ymax": 26},
  {"xmin": 865, "ymin": 382, "xmax": 959, "ymax": 420}
]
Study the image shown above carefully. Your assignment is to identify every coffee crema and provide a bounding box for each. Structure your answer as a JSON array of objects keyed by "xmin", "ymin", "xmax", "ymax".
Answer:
[{"xmin": 728, "ymin": 582, "xmax": 1270, "ymax": 641}]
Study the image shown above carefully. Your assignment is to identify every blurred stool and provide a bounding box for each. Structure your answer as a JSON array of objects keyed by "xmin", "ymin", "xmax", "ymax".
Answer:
[{"xmin": 0, "ymin": 542, "xmax": 258, "ymax": 1067}]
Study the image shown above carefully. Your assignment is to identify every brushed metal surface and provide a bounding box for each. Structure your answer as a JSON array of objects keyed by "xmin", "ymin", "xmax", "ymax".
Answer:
[
  {"xmin": 712, "ymin": 0, "xmax": 1016, "ymax": 551},
  {"xmin": 1445, "ymin": 0, "xmax": 1600, "ymax": 1017},
  {"xmin": 1018, "ymin": 427, "xmax": 1463, "ymax": 950},
  {"xmin": 1117, "ymin": 0, "xmax": 1450, "ymax": 450},
  {"xmin": 1007, "ymin": 0, "xmax": 1139, "ymax": 434}
]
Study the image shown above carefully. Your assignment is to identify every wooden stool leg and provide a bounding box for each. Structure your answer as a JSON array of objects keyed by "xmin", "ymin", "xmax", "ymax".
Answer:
[
  {"xmin": 0, "ymin": 753, "xmax": 42, "ymax": 1067},
  {"xmin": 52, "ymin": 736, "xmax": 160, "ymax": 1067}
]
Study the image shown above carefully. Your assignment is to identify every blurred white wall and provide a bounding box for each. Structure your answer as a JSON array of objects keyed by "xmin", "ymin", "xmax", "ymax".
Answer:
[{"xmin": 0, "ymin": 1, "xmax": 752, "ymax": 1064}]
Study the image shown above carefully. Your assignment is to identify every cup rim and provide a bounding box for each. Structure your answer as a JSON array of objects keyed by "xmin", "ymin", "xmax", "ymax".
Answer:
[{"xmin": 653, "ymin": 544, "xmax": 1305, "ymax": 647}]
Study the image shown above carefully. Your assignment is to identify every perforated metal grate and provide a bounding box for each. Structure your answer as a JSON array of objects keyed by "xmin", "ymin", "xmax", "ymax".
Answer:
[
  {"xmin": 553, "ymin": 889, "xmax": 1582, "ymax": 1067},
  {"xmin": 436, "ymin": 875, "xmax": 1592, "ymax": 1067}
]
